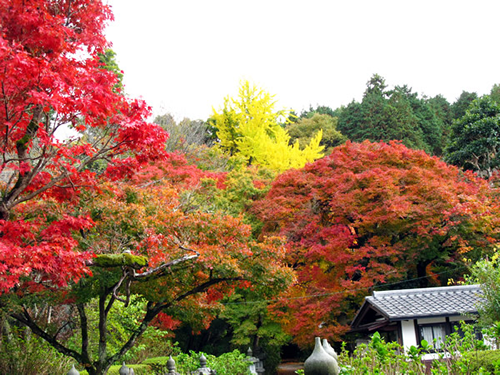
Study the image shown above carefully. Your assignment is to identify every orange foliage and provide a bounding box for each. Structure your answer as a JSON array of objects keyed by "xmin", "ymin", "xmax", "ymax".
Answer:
[{"xmin": 255, "ymin": 141, "xmax": 500, "ymax": 346}]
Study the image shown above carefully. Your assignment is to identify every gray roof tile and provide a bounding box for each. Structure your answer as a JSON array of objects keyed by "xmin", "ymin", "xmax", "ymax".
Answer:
[{"xmin": 366, "ymin": 284, "xmax": 482, "ymax": 320}]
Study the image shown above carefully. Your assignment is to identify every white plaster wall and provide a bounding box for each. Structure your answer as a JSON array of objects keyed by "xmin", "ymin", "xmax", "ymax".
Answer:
[
  {"xmin": 401, "ymin": 320, "xmax": 418, "ymax": 353},
  {"xmin": 400, "ymin": 319, "xmax": 448, "ymax": 361},
  {"xmin": 484, "ymin": 335, "xmax": 497, "ymax": 350}
]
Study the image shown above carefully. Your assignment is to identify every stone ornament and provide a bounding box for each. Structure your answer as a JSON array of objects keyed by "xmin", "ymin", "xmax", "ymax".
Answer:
[
  {"xmin": 322, "ymin": 339, "xmax": 339, "ymax": 374},
  {"xmin": 304, "ymin": 337, "xmax": 339, "ymax": 375},
  {"xmin": 167, "ymin": 355, "xmax": 180, "ymax": 374}
]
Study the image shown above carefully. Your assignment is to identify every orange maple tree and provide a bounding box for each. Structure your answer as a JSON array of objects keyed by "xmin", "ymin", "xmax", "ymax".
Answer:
[
  {"xmin": 255, "ymin": 140, "xmax": 500, "ymax": 346},
  {"xmin": 52, "ymin": 177, "xmax": 291, "ymax": 372},
  {"xmin": 4, "ymin": 155, "xmax": 292, "ymax": 373}
]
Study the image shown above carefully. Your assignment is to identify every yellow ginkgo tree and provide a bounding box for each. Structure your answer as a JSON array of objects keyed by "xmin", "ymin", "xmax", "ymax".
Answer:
[{"xmin": 211, "ymin": 81, "xmax": 324, "ymax": 172}]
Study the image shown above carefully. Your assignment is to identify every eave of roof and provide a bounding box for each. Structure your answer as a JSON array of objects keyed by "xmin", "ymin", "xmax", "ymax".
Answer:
[{"xmin": 351, "ymin": 284, "xmax": 482, "ymax": 329}]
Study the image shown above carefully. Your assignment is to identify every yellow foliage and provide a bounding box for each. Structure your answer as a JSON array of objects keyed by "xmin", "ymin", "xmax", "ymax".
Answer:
[{"xmin": 212, "ymin": 81, "xmax": 324, "ymax": 172}]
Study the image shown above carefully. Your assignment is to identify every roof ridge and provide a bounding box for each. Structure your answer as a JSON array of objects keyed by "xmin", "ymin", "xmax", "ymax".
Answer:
[{"xmin": 371, "ymin": 284, "xmax": 481, "ymax": 299}]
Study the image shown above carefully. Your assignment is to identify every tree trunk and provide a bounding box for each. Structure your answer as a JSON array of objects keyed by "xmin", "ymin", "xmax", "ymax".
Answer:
[
  {"xmin": 416, "ymin": 261, "xmax": 431, "ymax": 287},
  {"xmin": 0, "ymin": 206, "xmax": 8, "ymax": 221}
]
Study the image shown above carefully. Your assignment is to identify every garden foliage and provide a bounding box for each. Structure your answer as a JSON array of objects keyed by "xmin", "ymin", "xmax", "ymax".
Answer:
[{"xmin": 337, "ymin": 323, "xmax": 499, "ymax": 375}]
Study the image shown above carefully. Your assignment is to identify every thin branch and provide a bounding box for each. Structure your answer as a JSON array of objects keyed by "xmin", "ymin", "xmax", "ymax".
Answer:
[
  {"xmin": 10, "ymin": 308, "xmax": 84, "ymax": 363},
  {"xmin": 160, "ymin": 276, "xmax": 243, "ymax": 310},
  {"xmin": 52, "ymin": 319, "xmax": 72, "ymax": 341},
  {"xmin": 110, "ymin": 268, "xmax": 131, "ymax": 307},
  {"xmin": 8, "ymin": 172, "xmax": 68, "ymax": 209}
]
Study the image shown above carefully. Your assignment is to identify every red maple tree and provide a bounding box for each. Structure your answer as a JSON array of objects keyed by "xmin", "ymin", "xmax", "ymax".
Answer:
[
  {"xmin": 0, "ymin": 0, "xmax": 169, "ymax": 291},
  {"xmin": 255, "ymin": 140, "xmax": 500, "ymax": 346},
  {"xmin": 0, "ymin": 3, "xmax": 294, "ymax": 373}
]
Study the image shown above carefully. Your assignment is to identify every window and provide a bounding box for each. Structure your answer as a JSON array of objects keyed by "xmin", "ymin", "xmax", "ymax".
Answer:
[
  {"xmin": 419, "ymin": 324, "xmax": 446, "ymax": 349},
  {"xmin": 451, "ymin": 321, "xmax": 482, "ymax": 340}
]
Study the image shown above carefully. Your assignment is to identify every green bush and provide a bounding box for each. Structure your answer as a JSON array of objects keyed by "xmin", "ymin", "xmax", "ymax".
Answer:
[
  {"xmin": 338, "ymin": 332, "xmax": 428, "ymax": 374},
  {"xmin": 0, "ymin": 328, "xmax": 72, "ymax": 375},
  {"xmin": 464, "ymin": 349, "xmax": 500, "ymax": 373},
  {"xmin": 79, "ymin": 363, "xmax": 151, "ymax": 375},
  {"xmin": 144, "ymin": 349, "xmax": 251, "ymax": 375},
  {"xmin": 339, "ymin": 322, "xmax": 500, "ymax": 374},
  {"xmin": 66, "ymin": 296, "xmax": 177, "ymax": 365}
]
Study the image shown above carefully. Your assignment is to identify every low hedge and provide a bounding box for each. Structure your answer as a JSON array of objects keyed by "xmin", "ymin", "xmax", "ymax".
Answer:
[
  {"xmin": 76, "ymin": 349, "xmax": 250, "ymax": 374},
  {"xmin": 79, "ymin": 363, "xmax": 151, "ymax": 375},
  {"xmin": 463, "ymin": 349, "xmax": 500, "ymax": 373},
  {"xmin": 144, "ymin": 350, "xmax": 251, "ymax": 375}
]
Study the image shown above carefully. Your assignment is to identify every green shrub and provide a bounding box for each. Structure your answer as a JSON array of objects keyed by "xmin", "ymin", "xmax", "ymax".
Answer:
[
  {"xmin": 339, "ymin": 322, "xmax": 499, "ymax": 374},
  {"xmin": 0, "ymin": 328, "xmax": 73, "ymax": 375},
  {"xmin": 145, "ymin": 349, "xmax": 251, "ymax": 375},
  {"xmin": 464, "ymin": 349, "xmax": 500, "ymax": 373},
  {"xmin": 66, "ymin": 296, "xmax": 177, "ymax": 365},
  {"xmin": 79, "ymin": 363, "xmax": 151, "ymax": 375},
  {"xmin": 338, "ymin": 332, "xmax": 428, "ymax": 374}
]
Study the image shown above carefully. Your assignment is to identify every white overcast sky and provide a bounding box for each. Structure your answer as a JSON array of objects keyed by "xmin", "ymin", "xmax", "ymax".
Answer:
[{"xmin": 104, "ymin": 0, "xmax": 500, "ymax": 121}]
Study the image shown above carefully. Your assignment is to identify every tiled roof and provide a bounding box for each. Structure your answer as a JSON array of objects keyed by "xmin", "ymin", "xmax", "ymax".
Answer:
[{"xmin": 366, "ymin": 284, "xmax": 482, "ymax": 320}]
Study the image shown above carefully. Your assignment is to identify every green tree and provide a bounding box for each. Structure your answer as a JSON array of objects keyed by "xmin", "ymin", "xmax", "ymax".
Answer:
[
  {"xmin": 98, "ymin": 49, "xmax": 124, "ymax": 90},
  {"xmin": 452, "ymin": 91, "xmax": 478, "ymax": 120},
  {"xmin": 385, "ymin": 85, "xmax": 428, "ymax": 151},
  {"xmin": 428, "ymin": 94, "xmax": 453, "ymax": 126},
  {"xmin": 337, "ymin": 75, "xmax": 388, "ymax": 142},
  {"xmin": 445, "ymin": 96, "xmax": 500, "ymax": 178},
  {"xmin": 286, "ymin": 113, "xmax": 346, "ymax": 155},
  {"xmin": 427, "ymin": 94, "xmax": 453, "ymax": 146},
  {"xmin": 220, "ymin": 289, "xmax": 291, "ymax": 373},
  {"xmin": 300, "ymin": 105, "xmax": 342, "ymax": 119},
  {"xmin": 490, "ymin": 83, "xmax": 500, "ymax": 104},
  {"xmin": 468, "ymin": 253, "xmax": 500, "ymax": 326},
  {"xmin": 396, "ymin": 86, "xmax": 447, "ymax": 155},
  {"xmin": 337, "ymin": 74, "xmax": 445, "ymax": 155},
  {"xmin": 211, "ymin": 81, "xmax": 324, "ymax": 172}
]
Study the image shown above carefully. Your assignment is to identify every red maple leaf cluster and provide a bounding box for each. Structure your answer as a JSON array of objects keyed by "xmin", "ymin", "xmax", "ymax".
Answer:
[{"xmin": 0, "ymin": 0, "xmax": 169, "ymax": 291}]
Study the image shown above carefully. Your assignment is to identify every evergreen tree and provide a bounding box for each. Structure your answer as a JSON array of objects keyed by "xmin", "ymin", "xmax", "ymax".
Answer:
[
  {"xmin": 445, "ymin": 96, "xmax": 500, "ymax": 178},
  {"xmin": 338, "ymin": 74, "xmax": 445, "ymax": 155},
  {"xmin": 490, "ymin": 83, "xmax": 500, "ymax": 104},
  {"xmin": 451, "ymin": 91, "xmax": 478, "ymax": 120}
]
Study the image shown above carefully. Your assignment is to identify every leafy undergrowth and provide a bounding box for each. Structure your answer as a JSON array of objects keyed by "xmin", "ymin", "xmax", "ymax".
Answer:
[
  {"xmin": 463, "ymin": 349, "xmax": 500, "ymax": 374},
  {"xmin": 338, "ymin": 322, "xmax": 500, "ymax": 374},
  {"xmin": 143, "ymin": 349, "xmax": 251, "ymax": 375},
  {"xmin": 79, "ymin": 364, "xmax": 150, "ymax": 375}
]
